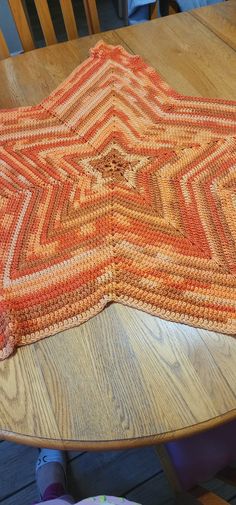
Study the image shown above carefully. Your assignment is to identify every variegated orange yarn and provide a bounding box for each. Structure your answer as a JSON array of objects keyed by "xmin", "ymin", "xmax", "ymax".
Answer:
[{"xmin": 0, "ymin": 41, "xmax": 236, "ymax": 359}]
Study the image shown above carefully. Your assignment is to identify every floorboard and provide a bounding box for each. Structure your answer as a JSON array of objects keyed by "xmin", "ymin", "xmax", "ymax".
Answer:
[
  {"xmin": 0, "ymin": 443, "xmax": 163, "ymax": 505},
  {"xmin": 68, "ymin": 447, "xmax": 161, "ymax": 500},
  {"xmin": 1, "ymin": 483, "xmax": 38, "ymax": 505},
  {"xmin": 205, "ymin": 478, "xmax": 236, "ymax": 502},
  {"xmin": 126, "ymin": 472, "xmax": 174, "ymax": 505},
  {"xmin": 1, "ymin": 441, "xmax": 236, "ymax": 505},
  {"xmin": 0, "ymin": 442, "xmax": 38, "ymax": 501}
]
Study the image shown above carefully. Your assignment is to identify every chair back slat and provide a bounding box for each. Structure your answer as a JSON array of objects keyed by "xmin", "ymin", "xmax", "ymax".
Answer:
[
  {"xmin": 34, "ymin": 0, "xmax": 57, "ymax": 46},
  {"xmin": 8, "ymin": 0, "xmax": 35, "ymax": 51},
  {"xmin": 83, "ymin": 0, "xmax": 100, "ymax": 34},
  {"xmin": 59, "ymin": 0, "xmax": 79, "ymax": 40},
  {"xmin": 0, "ymin": 30, "xmax": 10, "ymax": 60}
]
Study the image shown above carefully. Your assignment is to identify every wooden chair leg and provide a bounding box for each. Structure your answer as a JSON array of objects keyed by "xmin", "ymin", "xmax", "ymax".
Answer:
[{"xmin": 155, "ymin": 444, "xmax": 182, "ymax": 493}]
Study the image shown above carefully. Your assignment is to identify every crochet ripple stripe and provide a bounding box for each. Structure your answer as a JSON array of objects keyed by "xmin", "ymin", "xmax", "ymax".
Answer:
[{"xmin": 0, "ymin": 41, "xmax": 236, "ymax": 359}]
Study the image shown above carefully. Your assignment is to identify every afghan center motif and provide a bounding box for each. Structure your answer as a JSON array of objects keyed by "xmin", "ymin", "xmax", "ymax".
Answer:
[{"xmin": 0, "ymin": 41, "xmax": 236, "ymax": 359}]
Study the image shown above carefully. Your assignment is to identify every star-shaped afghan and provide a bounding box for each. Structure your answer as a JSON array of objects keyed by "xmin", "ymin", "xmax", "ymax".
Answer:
[{"xmin": 0, "ymin": 41, "xmax": 236, "ymax": 359}]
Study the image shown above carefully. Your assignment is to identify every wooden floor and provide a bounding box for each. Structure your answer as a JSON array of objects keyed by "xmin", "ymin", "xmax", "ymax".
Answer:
[{"xmin": 1, "ymin": 441, "xmax": 236, "ymax": 505}]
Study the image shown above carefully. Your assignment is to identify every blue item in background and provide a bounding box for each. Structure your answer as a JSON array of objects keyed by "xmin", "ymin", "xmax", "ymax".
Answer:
[
  {"xmin": 177, "ymin": 0, "xmax": 222, "ymax": 11},
  {"xmin": 127, "ymin": 0, "xmax": 153, "ymax": 25},
  {"xmin": 127, "ymin": 0, "xmax": 223, "ymax": 24}
]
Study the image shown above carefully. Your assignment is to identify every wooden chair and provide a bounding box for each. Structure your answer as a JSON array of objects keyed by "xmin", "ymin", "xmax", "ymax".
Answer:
[
  {"xmin": 0, "ymin": 0, "xmax": 100, "ymax": 59},
  {"xmin": 156, "ymin": 420, "xmax": 236, "ymax": 504},
  {"xmin": 150, "ymin": 0, "xmax": 179, "ymax": 18}
]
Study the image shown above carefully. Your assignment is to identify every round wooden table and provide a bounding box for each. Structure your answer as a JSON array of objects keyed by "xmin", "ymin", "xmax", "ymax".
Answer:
[
  {"xmin": 1, "ymin": 300, "xmax": 236, "ymax": 449},
  {"xmin": 0, "ymin": 1, "xmax": 236, "ymax": 450}
]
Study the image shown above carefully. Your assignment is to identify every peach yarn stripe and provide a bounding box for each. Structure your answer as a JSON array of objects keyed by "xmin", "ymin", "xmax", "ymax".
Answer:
[{"xmin": 0, "ymin": 41, "xmax": 236, "ymax": 359}]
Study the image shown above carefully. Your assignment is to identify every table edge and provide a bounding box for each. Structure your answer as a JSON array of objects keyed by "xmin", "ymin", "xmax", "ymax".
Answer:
[{"xmin": 1, "ymin": 410, "xmax": 236, "ymax": 450}]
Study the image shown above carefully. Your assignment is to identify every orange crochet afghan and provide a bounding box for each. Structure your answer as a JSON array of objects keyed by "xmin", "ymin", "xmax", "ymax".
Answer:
[{"xmin": 0, "ymin": 41, "xmax": 236, "ymax": 359}]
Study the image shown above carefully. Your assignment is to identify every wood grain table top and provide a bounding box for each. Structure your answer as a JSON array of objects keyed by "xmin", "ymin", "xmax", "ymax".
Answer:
[{"xmin": 0, "ymin": 0, "xmax": 236, "ymax": 450}]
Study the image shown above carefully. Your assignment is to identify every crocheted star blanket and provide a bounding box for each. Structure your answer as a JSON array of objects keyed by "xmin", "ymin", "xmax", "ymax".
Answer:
[{"xmin": 0, "ymin": 41, "xmax": 236, "ymax": 359}]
